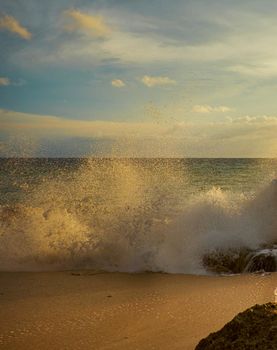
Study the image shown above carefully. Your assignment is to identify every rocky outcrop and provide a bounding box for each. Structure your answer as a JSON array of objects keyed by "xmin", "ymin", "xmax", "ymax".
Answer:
[
  {"xmin": 195, "ymin": 303, "xmax": 277, "ymax": 350},
  {"xmin": 245, "ymin": 249, "xmax": 277, "ymax": 272},
  {"xmin": 202, "ymin": 247, "xmax": 251, "ymax": 274},
  {"xmin": 202, "ymin": 247, "xmax": 277, "ymax": 274}
]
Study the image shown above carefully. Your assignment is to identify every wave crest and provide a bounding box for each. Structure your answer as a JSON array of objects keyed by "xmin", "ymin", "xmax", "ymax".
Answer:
[{"xmin": 0, "ymin": 159, "xmax": 276, "ymax": 273}]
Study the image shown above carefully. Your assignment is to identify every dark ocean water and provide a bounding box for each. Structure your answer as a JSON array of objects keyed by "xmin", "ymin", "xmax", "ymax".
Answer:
[{"xmin": 0, "ymin": 158, "xmax": 276, "ymax": 273}]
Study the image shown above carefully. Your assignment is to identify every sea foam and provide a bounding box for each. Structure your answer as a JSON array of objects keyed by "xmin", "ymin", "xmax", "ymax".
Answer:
[{"xmin": 0, "ymin": 159, "xmax": 276, "ymax": 273}]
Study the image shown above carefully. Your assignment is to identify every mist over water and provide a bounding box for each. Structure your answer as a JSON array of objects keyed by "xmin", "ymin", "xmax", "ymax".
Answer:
[{"xmin": 0, "ymin": 158, "xmax": 276, "ymax": 273}]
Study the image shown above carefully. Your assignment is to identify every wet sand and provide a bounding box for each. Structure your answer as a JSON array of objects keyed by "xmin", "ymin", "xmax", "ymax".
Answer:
[{"xmin": 0, "ymin": 272, "xmax": 276, "ymax": 350}]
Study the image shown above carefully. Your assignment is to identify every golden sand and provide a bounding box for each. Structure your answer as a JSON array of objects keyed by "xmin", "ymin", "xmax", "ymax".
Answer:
[{"xmin": 0, "ymin": 272, "xmax": 276, "ymax": 350}]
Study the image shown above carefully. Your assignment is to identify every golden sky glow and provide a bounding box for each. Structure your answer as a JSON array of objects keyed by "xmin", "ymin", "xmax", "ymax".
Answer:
[
  {"xmin": 63, "ymin": 9, "xmax": 111, "ymax": 38},
  {"xmin": 1, "ymin": 1, "xmax": 277, "ymax": 157},
  {"xmin": 0, "ymin": 14, "xmax": 31, "ymax": 40}
]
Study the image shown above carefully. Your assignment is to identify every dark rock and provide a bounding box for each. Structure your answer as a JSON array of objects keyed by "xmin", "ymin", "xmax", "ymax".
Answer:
[
  {"xmin": 195, "ymin": 303, "xmax": 277, "ymax": 350},
  {"xmin": 245, "ymin": 249, "xmax": 277, "ymax": 273},
  {"xmin": 202, "ymin": 247, "xmax": 277, "ymax": 274},
  {"xmin": 71, "ymin": 272, "xmax": 81, "ymax": 276},
  {"xmin": 202, "ymin": 247, "xmax": 251, "ymax": 274}
]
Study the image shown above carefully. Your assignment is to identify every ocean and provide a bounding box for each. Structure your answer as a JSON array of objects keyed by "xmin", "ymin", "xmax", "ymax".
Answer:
[{"xmin": 0, "ymin": 158, "xmax": 276, "ymax": 273}]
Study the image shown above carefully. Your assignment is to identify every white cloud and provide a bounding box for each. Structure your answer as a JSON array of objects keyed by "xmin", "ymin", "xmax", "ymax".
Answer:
[
  {"xmin": 141, "ymin": 75, "xmax": 176, "ymax": 87},
  {"xmin": 0, "ymin": 77, "xmax": 11, "ymax": 86},
  {"xmin": 0, "ymin": 15, "xmax": 32, "ymax": 40},
  {"xmin": 192, "ymin": 105, "xmax": 232, "ymax": 113},
  {"xmin": 228, "ymin": 61, "xmax": 277, "ymax": 77},
  {"xmin": 17, "ymin": 30, "xmax": 183, "ymax": 67},
  {"xmin": 111, "ymin": 79, "xmax": 125, "ymax": 88}
]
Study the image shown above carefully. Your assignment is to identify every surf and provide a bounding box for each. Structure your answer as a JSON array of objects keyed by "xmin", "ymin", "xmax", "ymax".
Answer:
[{"xmin": 0, "ymin": 158, "xmax": 276, "ymax": 274}]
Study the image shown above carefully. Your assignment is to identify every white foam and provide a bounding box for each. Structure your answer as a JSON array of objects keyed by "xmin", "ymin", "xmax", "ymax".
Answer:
[{"xmin": 0, "ymin": 160, "xmax": 276, "ymax": 273}]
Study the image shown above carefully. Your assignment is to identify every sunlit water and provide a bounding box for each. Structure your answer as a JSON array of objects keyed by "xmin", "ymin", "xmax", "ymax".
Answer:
[{"xmin": 0, "ymin": 158, "xmax": 276, "ymax": 273}]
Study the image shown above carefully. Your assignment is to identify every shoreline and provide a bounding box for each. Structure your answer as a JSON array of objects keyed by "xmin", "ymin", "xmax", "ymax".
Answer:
[{"xmin": 0, "ymin": 271, "xmax": 276, "ymax": 350}]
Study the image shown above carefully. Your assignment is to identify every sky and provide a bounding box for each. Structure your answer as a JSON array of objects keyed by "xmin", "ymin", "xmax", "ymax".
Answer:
[{"xmin": 1, "ymin": 0, "xmax": 277, "ymax": 157}]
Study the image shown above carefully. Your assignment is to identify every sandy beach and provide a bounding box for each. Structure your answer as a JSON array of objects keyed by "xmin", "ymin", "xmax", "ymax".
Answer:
[{"xmin": 0, "ymin": 272, "xmax": 276, "ymax": 350}]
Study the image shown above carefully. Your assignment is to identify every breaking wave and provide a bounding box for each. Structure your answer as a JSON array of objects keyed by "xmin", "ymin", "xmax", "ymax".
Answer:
[{"xmin": 0, "ymin": 159, "xmax": 276, "ymax": 274}]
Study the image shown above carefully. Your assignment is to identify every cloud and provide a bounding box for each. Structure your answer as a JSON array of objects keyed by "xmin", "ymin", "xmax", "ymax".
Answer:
[
  {"xmin": 13, "ymin": 7, "xmax": 277, "ymax": 79},
  {"xmin": 0, "ymin": 77, "xmax": 10, "ymax": 86},
  {"xmin": 192, "ymin": 105, "xmax": 232, "ymax": 113},
  {"xmin": 141, "ymin": 75, "xmax": 176, "ymax": 87},
  {"xmin": 63, "ymin": 9, "xmax": 111, "ymax": 38},
  {"xmin": 0, "ymin": 77, "xmax": 25, "ymax": 87},
  {"xmin": 6, "ymin": 10, "xmax": 242, "ymax": 67},
  {"xmin": 0, "ymin": 15, "xmax": 31, "ymax": 40},
  {"xmin": 111, "ymin": 79, "xmax": 125, "ymax": 88},
  {"xmin": 11, "ymin": 9, "xmax": 271, "ymax": 70},
  {"xmin": 17, "ymin": 31, "xmax": 180, "ymax": 66},
  {"xmin": 1, "ymin": 109, "xmax": 277, "ymax": 157},
  {"xmin": 0, "ymin": 109, "xmax": 167, "ymax": 139},
  {"xmin": 228, "ymin": 62, "xmax": 277, "ymax": 77}
]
